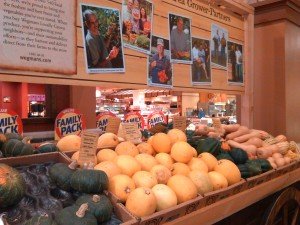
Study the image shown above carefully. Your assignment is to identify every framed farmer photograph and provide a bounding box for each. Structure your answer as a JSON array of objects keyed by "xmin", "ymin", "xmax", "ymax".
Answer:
[
  {"xmin": 169, "ymin": 13, "xmax": 192, "ymax": 64},
  {"xmin": 191, "ymin": 37, "xmax": 211, "ymax": 85},
  {"xmin": 228, "ymin": 41, "xmax": 244, "ymax": 85},
  {"xmin": 81, "ymin": 3, "xmax": 125, "ymax": 73},
  {"xmin": 147, "ymin": 35, "xmax": 173, "ymax": 88},
  {"xmin": 211, "ymin": 23, "xmax": 228, "ymax": 69}
]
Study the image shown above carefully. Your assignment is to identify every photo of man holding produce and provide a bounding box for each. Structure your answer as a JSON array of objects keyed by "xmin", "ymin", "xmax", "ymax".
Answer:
[
  {"xmin": 148, "ymin": 36, "xmax": 173, "ymax": 88},
  {"xmin": 81, "ymin": 4, "xmax": 125, "ymax": 73}
]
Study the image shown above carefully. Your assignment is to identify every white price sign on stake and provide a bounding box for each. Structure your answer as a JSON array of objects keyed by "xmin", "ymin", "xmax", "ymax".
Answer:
[
  {"xmin": 212, "ymin": 118, "xmax": 222, "ymax": 132},
  {"xmin": 78, "ymin": 131, "xmax": 99, "ymax": 166},
  {"xmin": 106, "ymin": 117, "xmax": 121, "ymax": 134},
  {"xmin": 122, "ymin": 122, "xmax": 142, "ymax": 144},
  {"xmin": 173, "ymin": 116, "xmax": 187, "ymax": 131}
]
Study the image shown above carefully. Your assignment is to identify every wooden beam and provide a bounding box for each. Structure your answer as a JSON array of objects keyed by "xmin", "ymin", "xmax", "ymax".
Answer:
[{"xmin": 216, "ymin": 0, "xmax": 254, "ymax": 15}]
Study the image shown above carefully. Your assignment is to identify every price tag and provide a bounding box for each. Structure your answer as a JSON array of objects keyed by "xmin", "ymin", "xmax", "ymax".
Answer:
[
  {"xmin": 122, "ymin": 122, "xmax": 142, "ymax": 144},
  {"xmin": 200, "ymin": 119, "xmax": 208, "ymax": 125},
  {"xmin": 173, "ymin": 116, "xmax": 187, "ymax": 131},
  {"xmin": 212, "ymin": 118, "xmax": 222, "ymax": 131},
  {"xmin": 106, "ymin": 117, "xmax": 121, "ymax": 134},
  {"xmin": 78, "ymin": 131, "xmax": 99, "ymax": 166}
]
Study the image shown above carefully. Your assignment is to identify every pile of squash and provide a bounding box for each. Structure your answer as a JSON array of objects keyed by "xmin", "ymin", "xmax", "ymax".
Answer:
[
  {"xmin": 0, "ymin": 133, "xmax": 59, "ymax": 158},
  {"xmin": 73, "ymin": 129, "xmax": 243, "ymax": 218},
  {"xmin": 195, "ymin": 124, "xmax": 300, "ymax": 170},
  {"xmin": 0, "ymin": 159, "xmax": 117, "ymax": 225}
]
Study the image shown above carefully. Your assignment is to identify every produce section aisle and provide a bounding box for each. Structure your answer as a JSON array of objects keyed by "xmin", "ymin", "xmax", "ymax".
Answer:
[{"xmin": 166, "ymin": 167, "xmax": 300, "ymax": 225}]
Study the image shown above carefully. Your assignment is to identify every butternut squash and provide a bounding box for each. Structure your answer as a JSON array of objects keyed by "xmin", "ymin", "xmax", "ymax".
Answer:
[
  {"xmin": 243, "ymin": 137, "xmax": 263, "ymax": 148},
  {"xmin": 195, "ymin": 125, "xmax": 215, "ymax": 136},
  {"xmin": 274, "ymin": 135, "xmax": 287, "ymax": 143},
  {"xmin": 227, "ymin": 140, "xmax": 257, "ymax": 158},
  {"xmin": 208, "ymin": 132, "xmax": 220, "ymax": 139},
  {"xmin": 275, "ymin": 141, "xmax": 289, "ymax": 155},
  {"xmin": 284, "ymin": 156, "xmax": 291, "ymax": 164},
  {"xmin": 256, "ymin": 148, "xmax": 273, "ymax": 159},
  {"xmin": 259, "ymin": 144, "xmax": 279, "ymax": 155},
  {"xmin": 251, "ymin": 130, "xmax": 270, "ymax": 140},
  {"xmin": 221, "ymin": 124, "xmax": 240, "ymax": 133},
  {"xmin": 274, "ymin": 158, "xmax": 285, "ymax": 167},
  {"xmin": 233, "ymin": 131, "xmax": 261, "ymax": 143},
  {"xmin": 226, "ymin": 126, "xmax": 250, "ymax": 140}
]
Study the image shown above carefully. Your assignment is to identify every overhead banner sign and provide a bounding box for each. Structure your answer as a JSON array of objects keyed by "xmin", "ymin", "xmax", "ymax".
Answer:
[
  {"xmin": 147, "ymin": 111, "xmax": 167, "ymax": 129},
  {"xmin": 0, "ymin": 109, "xmax": 23, "ymax": 135},
  {"xmin": 96, "ymin": 112, "xmax": 117, "ymax": 132},
  {"xmin": 0, "ymin": 0, "xmax": 76, "ymax": 74},
  {"xmin": 124, "ymin": 112, "xmax": 145, "ymax": 130},
  {"xmin": 55, "ymin": 108, "xmax": 86, "ymax": 140}
]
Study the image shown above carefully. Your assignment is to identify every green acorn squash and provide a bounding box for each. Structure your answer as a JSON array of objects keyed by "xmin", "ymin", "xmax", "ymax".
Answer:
[
  {"xmin": 245, "ymin": 160, "xmax": 262, "ymax": 176},
  {"xmin": 2, "ymin": 139, "xmax": 34, "ymax": 157},
  {"xmin": 75, "ymin": 194, "xmax": 113, "ymax": 223},
  {"xmin": 55, "ymin": 204, "xmax": 97, "ymax": 225},
  {"xmin": 0, "ymin": 163, "xmax": 26, "ymax": 208},
  {"xmin": 70, "ymin": 169, "xmax": 108, "ymax": 194},
  {"xmin": 37, "ymin": 143, "xmax": 58, "ymax": 153},
  {"xmin": 253, "ymin": 159, "xmax": 273, "ymax": 172},
  {"xmin": 229, "ymin": 148, "xmax": 249, "ymax": 164},
  {"xmin": 196, "ymin": 138, "xmax": 221, "ymax": 156},
  {"xmin": 216, "ymin": 152, "xmax": 234, "ymax": 162},
  {"xmin": 24, "ymin": 215, "xmax": 57, "ymax": 225},
  {"xmin": 49, "ymin": 162, "xmax": 77, "ymax": 191},
  {"xmin": 237, "ymin": 164, "xmax": 251, "ymax": 179},
  {"xmin": 4, "ymin": 132, "xmax": 22, "ymax": 141}
]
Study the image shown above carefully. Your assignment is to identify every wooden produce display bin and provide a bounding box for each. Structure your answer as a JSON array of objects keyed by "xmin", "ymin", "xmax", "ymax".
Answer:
[
  {"xmin": 164, "ymin": 166, "xmax": 300, "ymax": 225},
  {"xmin": 115, "ymin": 195, "xmax": 205, "ymax": 225},
  {"xmin": 203, "ymin": 180, "xmax": 247, "ymax": 206},
  {"xmin": 0, "ymin": 151, "xmax": 71, "ymax": 166},
  {"xmin": 0, "ymin": 152, "xmax": 138, "ymax": 225}
]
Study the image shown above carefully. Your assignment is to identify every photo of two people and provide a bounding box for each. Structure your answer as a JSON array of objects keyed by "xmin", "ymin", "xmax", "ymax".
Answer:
[
  {"xmin": 228, "ymin": 41, "xmax": 244, "ymax": 84},
  {"xmin": 122, "ymin": 0, "xmax": 153, "ymax": 54},
  {"xmin": 191, "ymin": 37, "xmax": 211, "ymax": 85},
  {"xmin": 211, "ymin": 24, "xmax": 228, "ymax": 69},
  {"xmin": 81, "ymin": 4, "xmax": 125, "ymax": 73}
]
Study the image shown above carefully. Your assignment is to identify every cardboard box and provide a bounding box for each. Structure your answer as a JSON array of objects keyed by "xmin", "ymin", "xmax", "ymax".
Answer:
[
  {"xmin": 203, "ymin": 180, "xmax": 247, "ymax": 206},
  {"xmin": 118, "ymin": 195, "xmax": 205, "ymax": 225},
  {"xmin": 245, "ymin": 169, "xmax": 276, "ymax": 189},
  {"xmin": 0, "ymin": 152, "xmax": 137, "ymax": 225}
]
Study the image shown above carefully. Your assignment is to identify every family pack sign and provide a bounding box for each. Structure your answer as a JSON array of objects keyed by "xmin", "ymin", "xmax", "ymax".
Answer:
[
  {"xmin": 96, "ymin": 112, "xmax": 117, "ymax": 132},
  {"xmin": 147, "ymin": 111, "xmax": 166, "ymax": 129},
  {"xmin": 55, "ymin": 108, "xmax": 86, "ymax": 140},
  {"xmin": 0, "ymin": 109, "xmax": 23, "ymax": 135},
  {"xmin": 124, "ymin": 112, "xmax": 145, "ymax": 130}
]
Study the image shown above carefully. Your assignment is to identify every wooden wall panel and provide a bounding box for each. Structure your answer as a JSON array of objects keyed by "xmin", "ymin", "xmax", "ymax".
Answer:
[{"xmin": 0, "ymin": 0, "xmax": 250, "ymax": 94}]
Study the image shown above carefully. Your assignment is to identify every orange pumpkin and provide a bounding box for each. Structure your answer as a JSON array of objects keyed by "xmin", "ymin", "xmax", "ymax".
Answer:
[
  {"xmin": 126, "ymin": 187, "xmax": 157, "ymax": 217},
  {"xmin": 109, "ymin": 174, "xmax": 135, "ymax": 202}
]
